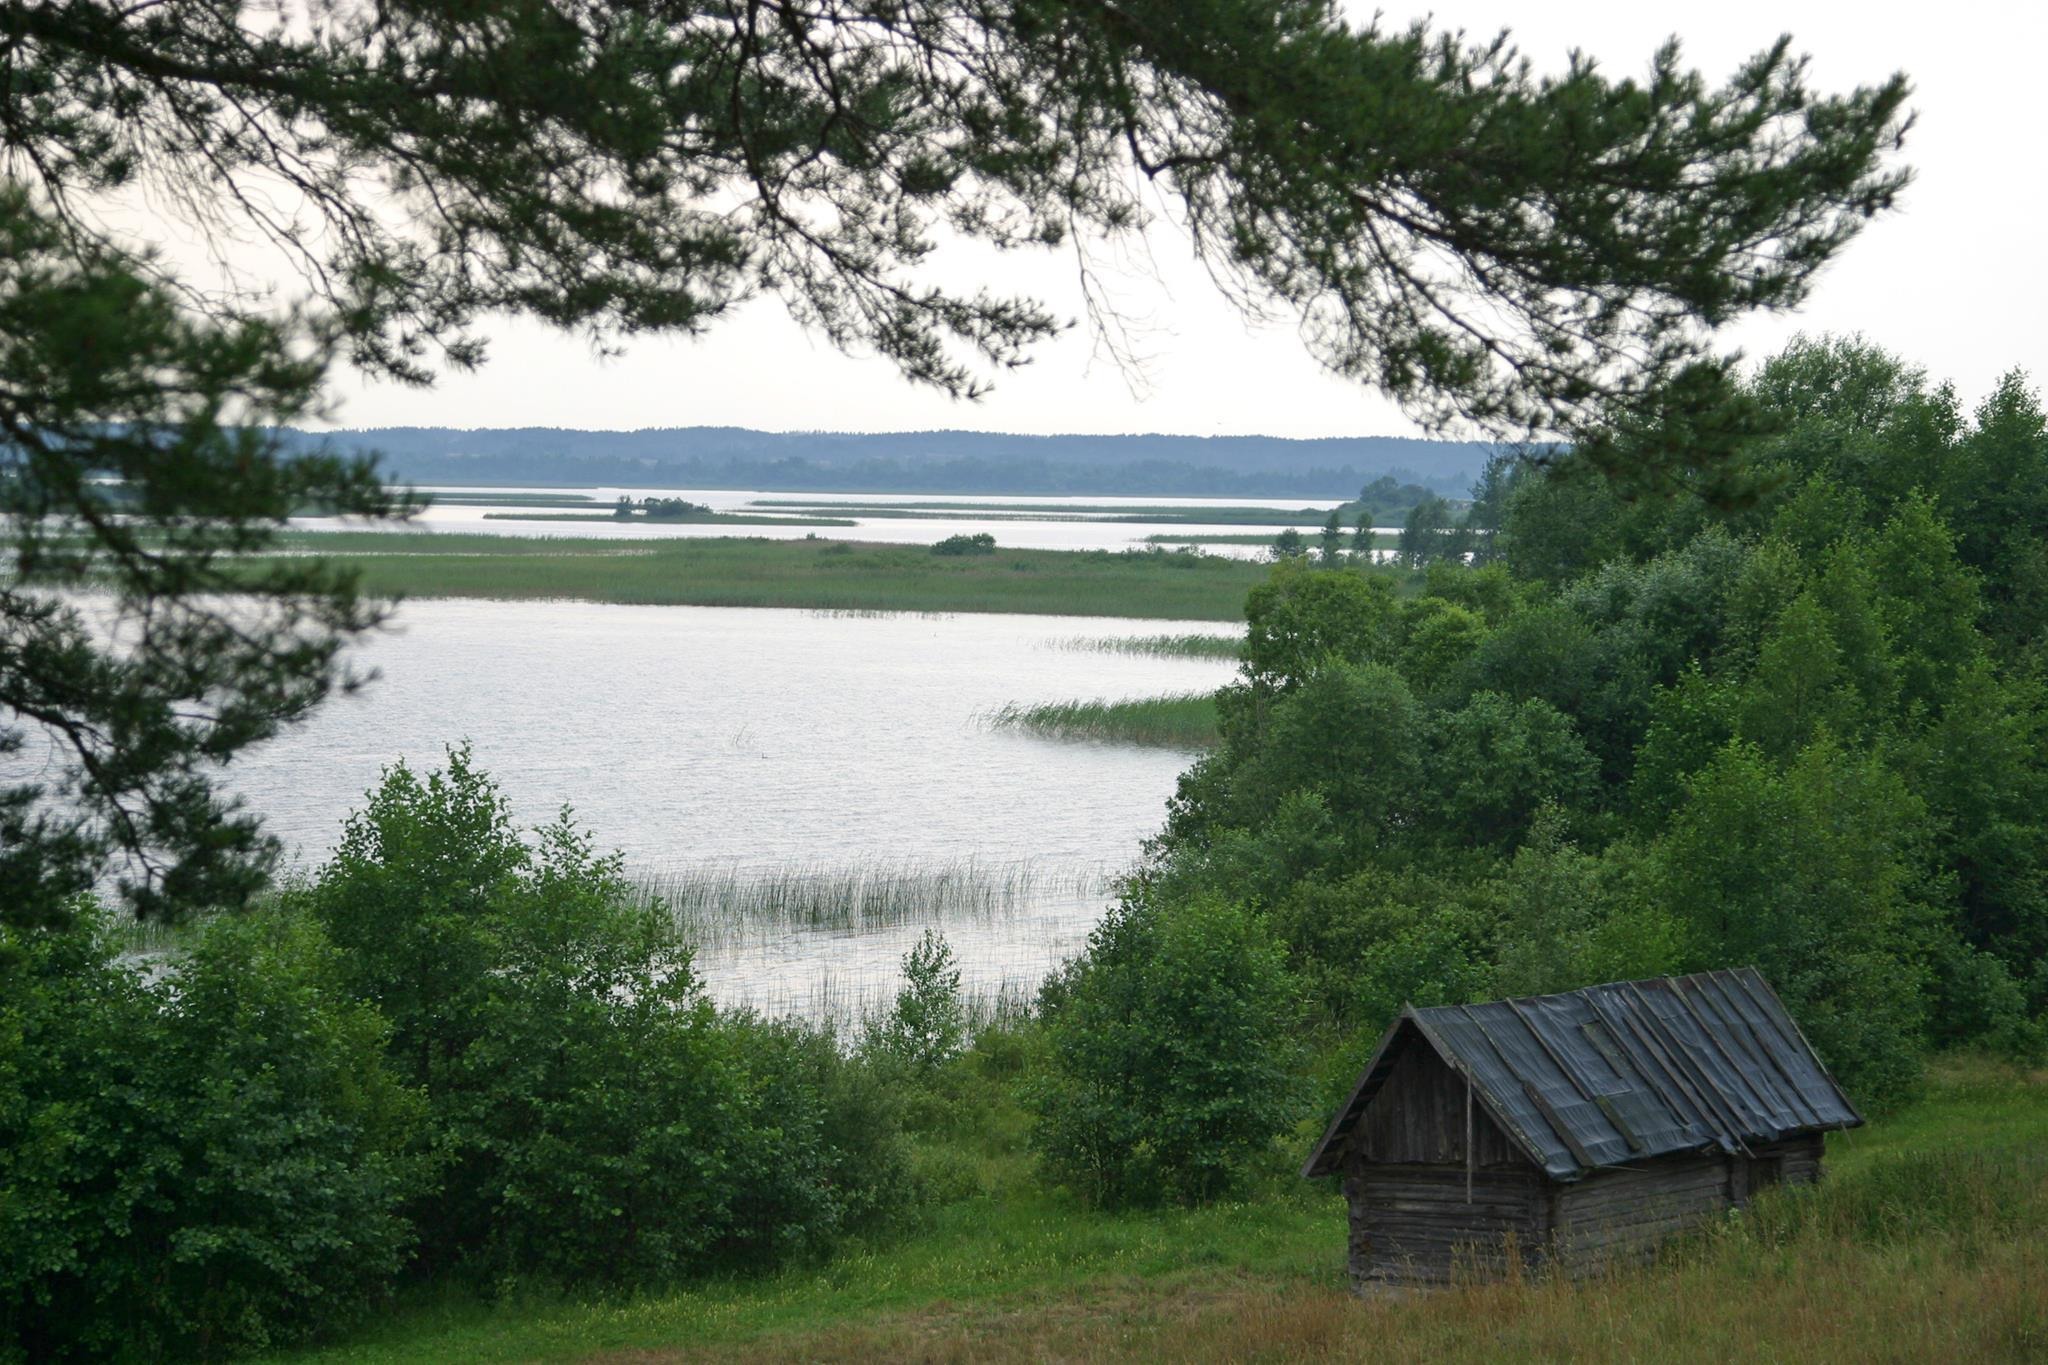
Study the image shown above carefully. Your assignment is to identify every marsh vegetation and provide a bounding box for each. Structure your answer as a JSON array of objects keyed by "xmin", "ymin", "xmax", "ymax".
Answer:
[
  {"xmin": 642, "ymin": 857, "xmax": 1104, "ymax": 948},
  {"xmin": 265, "ymin": 532, "xmax": 1276, "ymax": 618},
  {"xmin": 988, "ymin": 693, "xmax": 1221, "ymax": 749},
  {"xmin": 1052, "ymin": 631, "xmax": 1243, "ymax": 659}
]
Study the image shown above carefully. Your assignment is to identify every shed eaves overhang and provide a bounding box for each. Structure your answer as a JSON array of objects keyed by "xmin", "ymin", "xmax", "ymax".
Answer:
[{"xmin": 1302, "ymin": 968, "xmax": 1864, "ymax": 1182}]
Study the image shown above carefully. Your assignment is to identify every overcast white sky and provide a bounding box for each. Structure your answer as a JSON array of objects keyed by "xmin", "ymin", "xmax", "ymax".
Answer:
[{"xmin": 317, "ymin": 1, "xmax": 2044, "ymax": 438}]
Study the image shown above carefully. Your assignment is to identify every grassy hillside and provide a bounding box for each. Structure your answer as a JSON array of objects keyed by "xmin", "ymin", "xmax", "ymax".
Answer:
[
  {"xmin": 278, "ymin": 1057, "xmax": 2045, "ymax": 1364},
  {"xmin": 272, "ymin": 533, "xmax": 1274, "ymax": 620}
]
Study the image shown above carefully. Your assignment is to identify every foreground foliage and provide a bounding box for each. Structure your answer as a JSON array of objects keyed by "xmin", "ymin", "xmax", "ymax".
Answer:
[
  {"xmin": 15, "ymin": 1, "xmax": 1906, "ymax": 455},
  {"xmin": 0, "ymin": 907, "xmax": 424, "ymax": 1360},
  {"xmin": 0, "ymin": 189, "xmax": 402, "ymax": 928},
  {"xmin": 296, "ymin": 748, "xmax": 916, "ymax": 1287},
  {"xmin": 0, "ymin": 751, "xmax": 920, "ymax": 1359}
]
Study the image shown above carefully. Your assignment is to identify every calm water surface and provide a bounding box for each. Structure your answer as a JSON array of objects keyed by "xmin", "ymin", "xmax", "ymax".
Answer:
[
  {"xmin": 227, "ymin": 598, "xmax": 1240, "ymax": 1015},
  {"xmin": 292, "ymin": 486, "xmax": 1378, "ymax": 559}
]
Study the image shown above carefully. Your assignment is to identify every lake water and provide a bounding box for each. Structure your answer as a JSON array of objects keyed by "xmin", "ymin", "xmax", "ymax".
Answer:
[
  {"xmin": 292, "ymin": 486, "xmax": 1389, "ymax": 560},
  {"xmin": 222, "ymin": 598, "xmax": 1240, "ymax": 1019}
]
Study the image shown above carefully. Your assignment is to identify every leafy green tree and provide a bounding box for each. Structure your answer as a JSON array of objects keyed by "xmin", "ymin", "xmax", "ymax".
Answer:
[
  {"xmin": 1239, "ymin": 560, "xmax": 1397, "ymax": 693},
  {"xmin": 1656, "ymin": 739, "xmax": 1935, "ymax": 1104},
  {"xmin": 1320, "ymin": 510, "xmax": 1346, "ymax": 564},
  {"xmin": 1228, "ymin": 658, "xmax": 1425, "ymax": 834},
  {"xmin": 1419, "ymin": 561, "xmax": 1526, "ymax": 624},
  {"xmin": 1033, "ymin": 896, "xmax": 1305, "ymax": 1206},
  {"xmin": 1428, "ymin": 692, "xmax": 1598, "ymax": 850},
  {"xmin": 1265, "ymin": 867, "xmax": 1495, "ymax": 1026},
  {"xmin": 1351, "ymin": 511, "xmax": 1376, "ymax": 557},
  {"xmin": 932, "ymin": 532, "xmax": 998, "ymax": 555},
  {"xmin": 1494, "ymin": 467, "xmax": 1631, "ymax": 583},
  {"xmin": 1460, "ymin": 455, "xmax": 1525, "ymax": 564},
  {"xmin": 1630, "ymin": 664, "xmax": 1741, "ymax": 824},
  {"xmin": 1737, "ymin": 591, "xmax": 1860, "ymax": 759},
  {"xmin": 1397, "ymin": 494, "xmax": 1452, "ymax": 568},
  {"xmin": 1943, "ymin": 372, "xmax": 2048, "ymax": 648},
  {"xmin": 1269, "ymin": 527, "xmax": 1309, "ymax": 561},
  {"xmin": 308, "ymin": 746, "xmax": 529, "ymax": 1094},
  {"xmin": 1902, "ymin": 662, "xmax": 2048, "ymax": 996},
  {"xmin": 1464, "ymin": 601, "xmax": 1599, "ymax": 718},
  {"xmin": 1396, "ymin": 597, "xmax": 1489, "ymax": 696},
  {"xmin": 1488, "ymin": 811, "xmax": 1687, "ymax": 999},
  {"xmin": 862, "ymin": 929, "xmax": 968, "ymax": 1073},
  {"xmin": 1866, "ymin": 495, "xmax": 1986, "ymax": 710},
  {"xmin": 1806, "ymin": 540, "xmax": 1899, "ymax": 722}
]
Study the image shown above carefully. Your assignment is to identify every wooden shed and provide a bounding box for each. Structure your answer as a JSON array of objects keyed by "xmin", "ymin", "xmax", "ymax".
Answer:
[{"xmin": 1302, "ymin": 968, "xmax": 1862, "ymax": 1286}]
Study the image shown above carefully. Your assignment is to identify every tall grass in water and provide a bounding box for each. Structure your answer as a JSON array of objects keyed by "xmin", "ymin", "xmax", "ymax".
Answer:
[
  {"xmin": 989, "ymin": 692, "xmax": 1220, "ymax": 748},
  {"xmin": 637, "ymin": 856, "xmax": 1105, "ymax": 951},
  {"xmin": 1053, "ymin": 631, "xmax": 1242, "ymax": 659},
  {"xmin": 742, "ymin": 973, "xmax": 1040, "ymax": 1037}
]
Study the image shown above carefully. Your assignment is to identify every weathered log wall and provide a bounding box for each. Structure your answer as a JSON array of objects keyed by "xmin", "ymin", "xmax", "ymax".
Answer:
[
  {"xmin": 1345, "ymin": 1133, "xmax": 1832, "ymax": 1285},
  {"xmin": 1549, "ymin": 1154, "xmax": 1733, "ymax": 1274},
  {"xmin": 1343, "ymin": 1163, "xmax": 1551, "ymax": 1286}
]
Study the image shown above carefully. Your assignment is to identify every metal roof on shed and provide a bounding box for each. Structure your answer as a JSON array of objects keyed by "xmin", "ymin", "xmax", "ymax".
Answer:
[{"xmin": 1303, "ymin": 968, "xmax": 1863, "ymax": 1182}]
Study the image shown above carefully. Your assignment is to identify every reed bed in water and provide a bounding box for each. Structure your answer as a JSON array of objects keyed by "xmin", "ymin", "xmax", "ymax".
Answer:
[
  {"xmin": 735, "ymin": 973, "xmax": 1041, "ymax": 1036},
  {"xmin": 1052, "ymin": 631, "xmax": 1242, "ymax": 659},
  {"xmin": 987, "ymin": 692, "xmax": 1220, "ymax": 748},
  {"xmin": 638, "ymin": 857, "xmax": 1108, "ymax": 951}
]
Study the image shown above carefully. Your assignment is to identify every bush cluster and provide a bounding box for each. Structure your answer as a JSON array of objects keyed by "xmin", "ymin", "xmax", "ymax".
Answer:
[
  {"xmin": 1032, "ymin": 897, "xmax": 1306, "ymax": 1206},
  {"xmin": 1, "ymin": 749, "xmax": 914, "ymax": 1357},
  {"xmin": 0, "ymin": 907, "xmax": 423, "ymax": 1360},
  {"xmin": 932, "ymin": 532, "xmax": 997, "ymax": 555}
]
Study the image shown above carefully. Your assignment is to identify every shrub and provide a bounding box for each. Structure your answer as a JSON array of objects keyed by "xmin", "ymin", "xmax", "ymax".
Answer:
[
  {"xmin": 0, "ymin": 904, "xmax": 425, "ymax": 1360},
  {"xmin": 302, "ymin": 748, "xmax": 914, "ymax": 1285},
  {"xmin": 720, "ymin": 1016, "xmax": 921, "ymax": 1248},
  {"xmin": 932, "ymin": 532, "xmax": 997, "ymax": 555},
  {"xmin": 1032, "ymin": 896, "xmax": 1307, "ymax": 1206}
]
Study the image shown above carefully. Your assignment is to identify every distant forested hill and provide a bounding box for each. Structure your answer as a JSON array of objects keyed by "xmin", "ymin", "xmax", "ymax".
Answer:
[{"xmin": 281, "ymin": 426, "xmax": 1501, "ymax": 497}]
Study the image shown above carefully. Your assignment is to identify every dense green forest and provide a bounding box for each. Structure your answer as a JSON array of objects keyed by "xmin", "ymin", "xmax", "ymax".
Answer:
[
  {"xmin": 1146, "ymin": 337, "xmax": 2048, "ymax": 1117},
  {"xmin": 8, "ymin": 339, "xmax": 2048, "ymax": 1360}
]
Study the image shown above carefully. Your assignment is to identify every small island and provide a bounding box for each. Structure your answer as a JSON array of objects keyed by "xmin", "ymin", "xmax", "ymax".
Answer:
[
  {"xmin": 613, "ymin": 495, "xmax": 710, "ymax": 520},
  {"xmin": 481, "ymin": 494, "xmax": 854, "ymax": 527}
]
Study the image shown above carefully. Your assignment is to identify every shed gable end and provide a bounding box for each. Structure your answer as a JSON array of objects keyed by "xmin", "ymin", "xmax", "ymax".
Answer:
[{"xmin": 1350, "ymin": 1033, "xmax": 1527, "ymax": 1169}]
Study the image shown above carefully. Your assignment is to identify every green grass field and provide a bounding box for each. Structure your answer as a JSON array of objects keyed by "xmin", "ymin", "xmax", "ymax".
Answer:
[
  {"xmin": 988, "ymin": 693, "xmax": 1221, "ymax": 748},
  {"xmin": 270, "ymin": 533, "xmax": 1273, "ymax": 620},
  {"xmin": 275, "ymin": 1056, "xmax": 2047, "ymax": 1363}
]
